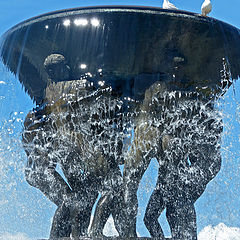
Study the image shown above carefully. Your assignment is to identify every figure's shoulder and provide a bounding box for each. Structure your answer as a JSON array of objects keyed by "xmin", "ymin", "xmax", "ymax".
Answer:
[
  {"xmin": 63, "ymin": 79, "xmax": 93, "ymax": 91},
  {"xmin": 47, "ymin": 79, "xmax": 92, "ymax": 92}
]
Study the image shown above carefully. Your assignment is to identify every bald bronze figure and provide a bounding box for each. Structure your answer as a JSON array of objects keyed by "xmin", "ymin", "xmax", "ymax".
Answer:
[
  {"xmin": 23, "ymin": 54, "xmax": 127, "ymax": 238},
  {"xmin": 123, "ymin": 82, "xmax": 222, "ymax": 239}
]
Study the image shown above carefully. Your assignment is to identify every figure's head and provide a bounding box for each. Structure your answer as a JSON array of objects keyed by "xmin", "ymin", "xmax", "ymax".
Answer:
[{"xmin": 44, "ymin": 54, "xmax": 70, "ymax": 82}]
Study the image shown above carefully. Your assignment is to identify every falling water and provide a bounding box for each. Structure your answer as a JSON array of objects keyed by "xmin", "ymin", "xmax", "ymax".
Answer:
[
  {"xmin": 1, "ymin": 60, "xmax": 240, "ymax": 239},
  {"xmin": 0, "ymin": 6, "xmax": 240, "ymax": 240}
]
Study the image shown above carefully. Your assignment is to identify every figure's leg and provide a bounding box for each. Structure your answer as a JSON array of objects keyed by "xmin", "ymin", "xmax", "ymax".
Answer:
[
  {"xmin": 163, "ymin": 133, "xmax": 219, "ymax": 240},
  {"xmin": 76, "ymin": 207, "xmax": 97, "ymax": 236},
  {"xmin": 50, "ymin": 203, "xmax": 71, "ymax": 239},
  {"xmin": 25, "ymin": 153, "xmax": 74, "ymax": 238},
  {"xmin": 109, "ymin": 168, "xmax": 128, "ymax": 237},
  {"xmin": 88, "ymin": 192, "xmax": 112, "ymax": 237},
  {"xmin": 89, "ymin": 167, "xmax": 128, "ymax": 237},
  {"xmin": 23, "ymin": 115, "xmax": 72, "ymax": 238},
  {"xmin": 111, "ymin": 193, "xmax": 128, "ymax": 237},
  {"xmin": 166, "ymin": 199, "xmax": 197, "ymax": 240},
  {"xmin": 165, "ymin": 135, "xmax": 222, "ymax": 240},
  {"xmin": 89, "ymin": 192, "xmax": 128, "ymax": 237},
  {"xmin": 163, "ymin": 146, "xmax": 198, "ymax": 240},
  {"xmin": 70, "ymin": 175, "xmax": 99, "ymax": 237},
  {"xmin": 71, "ymin": 194, "xmax": 98, "ymax": 237},
  {"xmin": 123, "ymin": 123, "xmax": 158, "ymax": 237},
  {"xmin": 144, "ymin": 181, "xmax": 166, "ymax": 239},
  {"xmin": 123, "ymin": 154, "xmax": 151, "ymax": 237},
  {"xmin": 165, "ymin": 112, "xmax": 222, "ymax": 240},
  {"xmin": 159, "ymin": 134, "xmax": 198, "ymax": 240},
  {"xmin": 143, "ymin": 132, "xmax": 175, "ymax": 238}
]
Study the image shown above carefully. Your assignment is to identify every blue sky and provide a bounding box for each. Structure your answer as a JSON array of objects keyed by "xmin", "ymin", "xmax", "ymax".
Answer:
[{"xmin": 0, "ymin": 0, "xmax": 239, "ymax": 239}]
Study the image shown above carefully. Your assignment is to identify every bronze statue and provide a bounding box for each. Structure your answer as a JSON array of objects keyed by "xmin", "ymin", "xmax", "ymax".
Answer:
[
  {"xmin": 22, "ymin": 55, "xmax": 224, "ymax": 239},
  {"xmin": 123, "ymin": 82, "xmax": 222, "ymax": 239},
  {"xmin": 22, "ymin": 54, "xmax": 127, "ymax": 238},
  {"xmin": 143, "ymin": 93, "xmax": 222, "ymax": 240},
  {"xmin": 1, "ymin": 6, "xmax": 239, "ymax": 240}
]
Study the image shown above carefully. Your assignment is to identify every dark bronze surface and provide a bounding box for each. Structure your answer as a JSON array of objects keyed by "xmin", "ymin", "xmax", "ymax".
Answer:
[
  {"xmin": 1, "ymin": 6, "xmax": 240, "ymax": 103},
  {"xmin": 0, "ymin": 6, "xmax": 238, "ymax": 239}
]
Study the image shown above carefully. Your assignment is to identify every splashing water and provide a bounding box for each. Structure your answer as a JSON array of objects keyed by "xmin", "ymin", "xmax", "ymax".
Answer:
[
  {"xmin": 1, "ymin": 56, "xmax": 240, "ymax": 238},
  {"xmin": 0, "ymin": 14, "xmax": 240, "ymax": 237}
]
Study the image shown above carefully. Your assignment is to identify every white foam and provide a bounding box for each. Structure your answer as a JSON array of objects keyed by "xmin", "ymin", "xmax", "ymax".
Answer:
[
  {"xmin": 198, "ymin": 223, "xmax": 240, "ymax": 240},
  {"xmin": 103, "ymin": 215, "xmax": 118, "ymax": 236}
]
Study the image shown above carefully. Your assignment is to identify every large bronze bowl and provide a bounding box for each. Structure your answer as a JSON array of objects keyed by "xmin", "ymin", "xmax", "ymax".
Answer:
[{"xmin": 1, "ymin": 6, "xmax": 240, "ymax": 103}]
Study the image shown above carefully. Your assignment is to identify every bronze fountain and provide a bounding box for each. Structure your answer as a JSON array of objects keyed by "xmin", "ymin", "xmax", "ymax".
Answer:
[{"xmin": 1, "ymin": 6, "xmax": 240, "ymax": 240}]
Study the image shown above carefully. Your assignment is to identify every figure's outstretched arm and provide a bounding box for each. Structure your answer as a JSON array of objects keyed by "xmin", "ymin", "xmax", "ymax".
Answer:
[
  {"xmin": 23, "ymin": 110, "xmax": 72, "ymax": 206},
  {"xmin": 25, "ymin": 158, "xmax": 72, "ymax": 206}
]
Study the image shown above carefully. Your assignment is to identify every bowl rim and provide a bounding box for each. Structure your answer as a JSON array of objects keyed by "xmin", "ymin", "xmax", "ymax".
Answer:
[{"xmin": 4, "ymin": 5, "xmax": 222, "ymax": 34}]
